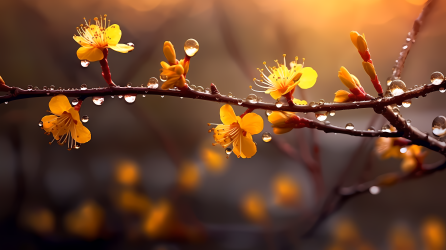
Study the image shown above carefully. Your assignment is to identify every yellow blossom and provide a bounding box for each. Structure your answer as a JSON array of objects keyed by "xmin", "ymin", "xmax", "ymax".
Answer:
[
  {"xmin": 116, "ymin": 189, "xmax": 150, "ymax": 215},
  {"xmin": 272, "ymin": 175, "xmax": 301, "ymax": 207},
  {"xmin": 64, "ymin": 201, "xmax": 104, "ymax": 239},
  {"xmin": 115, "ymin": 160, "xmax": 139, "ymax": 186},
  {"xmin": 160, "ymin": 41, "xmax": 190, "ymax": 90},
  {"xmin": 242, "ymin": 192, "xmax": 267, "ymax": 223},
  {"xmin": 201, "ymin": 148, "xmax": 226, "ymax": 173},
  {"xmin": 350, "ymin": 31, "xmax": 368, "ymax": 53},
  {"xmin": 212, "ymin": 104, "xmax": 263, "ymax": 158},
  {"xmin": 268, "ymin": 111, "xmax": 299, "ymax": 134},
  {"xmin": 41, "ymin": 95, "xmax": 91, "ymax": 149},
  {"xmin": 375, "ymin": 137, "xmax": 403, "ymax": 159},
  {"xmin": 253, "ymin": 55, "xmax": 317, "ymax": 100},
  {"xmin": 74, "ymin": 15, "xmax": 134, "ymax": 62},
  {"xmin": 143, "ymin": 201, "xmax": 171, "ymax": 238},
  {"xmin": 422, "ymin": 217, "xmax": 446, "ymax": 250},
  {"xmin": 178, "ymin": 162, "xmax": 200, "ymax": 191}
]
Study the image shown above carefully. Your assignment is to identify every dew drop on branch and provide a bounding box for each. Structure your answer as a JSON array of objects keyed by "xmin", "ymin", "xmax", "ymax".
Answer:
[
  {"xmin": 27, "ymin": 85, "xmax": 33, "ymax": 90},
  {"xmin": 367, "ymin": 127, "xmax": 375, "ymax": 132},
  {"xmin": 228, "ymin": 92, "xmax": 234, "ymax": 98},
  {"xmin": 126, "ymin": 82, "xmax": 132, "ymax": 87},
  {"xmin": 184, "ymin": 38, "xmax": 199, "ymax": 57},
  {"xmin": 50, "ymin": 85, "xmax": 55, "ymax": 90},
  {"xmin": 262, "ymin": 132, "xmax": 272, "ymax": 142},
  {"xmin": 237, "ymin": 99, "xmax": 243, "ymax": 105},
  {"xmin": 369, "ymin": 186, "xmax": 380, "ymax": 195},
  {"xmin": 381, "ymin": 124, "xmax": 391, "ymax": 133},
  {"xmin": 309, "ymin": 101, "xmax": 317, "ymax": 108},
  {"xmin": 275, "ymin": 100, "xmax": 283, "ymax": 108},
  {"xmin": 246, "ymin": 94, "xmax": 258, "ymax": 104},
  {"xmin": 265, "ymin": 110, "xmax": 272, "ymax": 116},
  {"xmin": 406, "ymin": 120, "xmax": 411, "ymax": 126},
  {"xmin": 118, "ymin": 95, "xmax": 123, "ymax": 99},
  {"xmin": 196, "ymin": 86, "xmax": 204, "ymax": 93},
  {"xmin": 345, "ymin": 123, "xmax": 354, "ymax": 130},
  {"xmin": 80, "ymin": 84, "xmax": 87, "ymax": 90},
  {"xmin": 225, "ymin": 148, "xmax": 232, "ymax": 157},
  {"xmin": 81, "ymin": 60, "xmax": 90, "ymax": 68},
  {"xmin": 329, "ymin": 110, "xmax": 335, "ymax": 116},
  {"xmin": 388, "ymin": 80, "xmax": 407, "ymax": 96},
  {"xmin": 432, "ymin": 116, "xmax": 446, "ymax": 137},
  {"xmin": 315, "ymin": 111, "xmax": 328, "ymax": 121},
  {"xmin": 402, "ymin": 100, "xmax": 411, "ymax": 108},
  {"xmin": 431, "ymin": 71, "xmax": 444, "ymax": 85},
  {"xmin": 147, "ymin": 77, "xmax": 159, "ymax": 89},
  {"xmin": 205, "ymin": 88, "xmax": 211, "ymax": 94},
  {"xmin": 189, "ymin": 85, "xmax": 197, "ymax": 91},
  {"xmin": 81, "ymin": 115, "xmax": 89, "ymax": 123},
  {"xmin": 92, "ymin": 96, "xmax": 104, "ymax": 105},
  {"xmin": 71, "ymin": 98, "xmax": 79, "ymax": 106},
  {"xmin": 124, "ymin": 94, "xmax": 136, "ymax": 103},
  {"xmin": 440, "ymin": 88, "xmax": 446, "ymax": 93},
  {"xmin": 318, "ymin": 99, "xmax": 325, "ymax": 105},
  {"xmin": 392, "ymin": 107, "xmax": 400, "ymax": 116}
]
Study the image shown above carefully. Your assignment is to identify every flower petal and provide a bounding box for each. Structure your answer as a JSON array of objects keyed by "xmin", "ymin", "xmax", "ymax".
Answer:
[
  {"xmin": 73, "ymin": 124, "xmax": 91, "ymax": 143},
  {"xmin": 334, "ymin": 90, "xmax": 351, "ymax": 103},
  {"xmin": 163, "ymin": 41, "xmax": 176, "ymax": 65},
  {"xmin": 220, "ymin": 104, "xmax": 237, "ymax": 125},
  {"xmin": 233, "ymin": 133, "xmax": 257, "ymax": 158},
  {"xmin": 273, "ymin": 127, "xmax": 293, "ymax": 134},
  {"xmin": 77, "ymin": 47, "xmax": 104, "ymax": 62},
  {"xmin": 269, "ymin": 89, "xmax": 283, "ymax": 100},
  {"xmin": 109, "ymin": 43, "xmax": 134, "ymax": 53},
  {"xmin": 297, "ymin": 67, "xmax": 318, "ymax": 89},
  {"xmin": 241, "ymin": 113, "xmax": 263, "ymax": 135},
  {"xmin": 293, "ymin": 99, "xmax": 307, "ymax": 105},
  {"xmin": 41, "ymin": 115, "xmax": 58, "ymax": 132},
  {"xmin": 49, "ymin": 95, "xmax": 72, "ymax": 116},
  {"xmin": 73, "ymin": 35, "xmax": 91, "ymax": 47},
  {"xmin": 105, "ymin": 24, "xmax": 122, "ymax": 46}
]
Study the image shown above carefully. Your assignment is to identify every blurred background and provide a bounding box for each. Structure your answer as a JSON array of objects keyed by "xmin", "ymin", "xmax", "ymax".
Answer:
[{"xmin": 0, "ymin": 0, "xmax": 446, "ymax": 249}]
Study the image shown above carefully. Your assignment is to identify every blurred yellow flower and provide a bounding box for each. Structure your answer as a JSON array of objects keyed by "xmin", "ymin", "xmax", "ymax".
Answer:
[
  {"xmin": 422, "ymin": 217, "xmax": 446, "ymax": 250},
  {"xmin": 143, "ymin": 201, "xmax": 171, "ymax": 238},
  {"xmin": 115, "ymin": 160, "xmax": 139, "ymax": 186},
  {"xmin": 21, "ymin": 208, "xmax": 55, "ymax": 235},
  {"xmin": 178, "ymin": 162, "xmax": 200, "ymax": 191},
  {"xmin": 389, "ymin": 225, "xmax": 416, "ymax": 250},
  {"xmin": 41, "ymin": 95, "xmax": 91, "ymax": 149},
  {"xmin": 116, "ymin": 189, "xmax": 150, "ymax": 215},
  {"xmin": 272, "ymin": 175, "xmax": 301, "ymax": 207},
  {"xmin": 242, "ymin": 192, "xmax": 267, "ymax": 223},
  {"xmin": 160, "ymin": 41, "xmax": 190, "ymax": 90},
  {"xmin": 74, "ymin": 15, "xmax": 134, "ymax": 62},
  {"xmin": 64, "ymin": 201, "xmax": 104, "ymax": 239},
  {"xmin": 201, "ymin": 148, "xmax": 226, "ymax": 173},
  {"xmin": 253, "ymin": 55, "xmax": 317, "ymax": 100},
  {"xmin": 212, "ymin": 104, "xmax": 263, "ymax": 158}
]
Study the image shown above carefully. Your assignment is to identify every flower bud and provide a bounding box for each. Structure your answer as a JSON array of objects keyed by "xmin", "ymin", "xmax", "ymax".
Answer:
[
  {"xmin": 163, "ymin": 41, "xmax": 177, "ymax": 65},
  {"xmin": 338, "ymin": 67, "xmax": 357, "ymax": 90},
  {"xmin": 362, "ymin": 61, "xmax": 376, "ymax": 79},
  {"xmin": 350, "ymin": 31, "xmax": 368, "ymax": 53},
  {"xmin": 0, "ymin": 76, "xmax": 4, "ymax": 85},
  {"xmin": 268, "ymin": 111, "xmax": 301, "ymax": 134},
  {"xmin": 334, "ymin": 90, "xmax": 351, "ymax": 103}
]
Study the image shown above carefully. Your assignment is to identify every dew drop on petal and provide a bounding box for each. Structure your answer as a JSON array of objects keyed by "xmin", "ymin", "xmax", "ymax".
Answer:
[
  {"xmin": 147, "ymin": 77, "xmax": 159, "ymax": 89},
  {"xmin": 80, "ymin": 84, "xmax": 87, "ymax": 90},
  {"xmin": 246, "ymin": 94, "xmax": 258, "ymax": 104},
  {"xmin": 92, "ymin": 96, "xmax": 104, "ymax": 105},
  {"xmin": 431, "ymin": 71, "xmax": 444, "ymax": 85},
  {"xmin": 184, "ymin": 38, "xmax": 199, "ymax": 57},
  {"xmin": 345, "ymin": 123, "xmax": 354, "ymax": 130},
  {"xmin": 266, "ymin": 110, "xmax": 273, "ymax": 116},
  {"xmin": 432, "ymin": 116, "xmax": 446, "ymax": 137},
  {"xmin": 262, "ymin": 132, "xmax": 272, "ymax": 142},
  {"xmin": 126, "ymin": 42, "xmax": 134, "ymax": 47},
  {"xmin": 124, "ymin": 94, "xmax": 136, "ymax": 103},
  {"xmin": 275, "ymin": 100, "xmax": 283, "ymax": 108},
  {"xmin": 329, "ymin": 110, "xmax": 335, "ymax": 116},
  {"xmin": 81, "ymin": 60, "xmax": 90, "ymax": 68},
  {"xmin": 315, "ymin": 111, "xmax": 328, "ymax": 121},
  {"xmin": 81, "ymin": 115, "xmax": 89, "ymax": 123},
  {"xmin": 160, "ymin": 74, "xmax": 168, "ymax": 82},
  {"xmin": 369, "ymin": 186, "xmax": 380, "ymax": 195},
  {"xmin": 38, "ymin": 121, "xmax": 43, "ymax": 127},
  {"xmin": 388, "ymin": 80, "xmax": 407, "ymax": 96},
  {"xmin": 402, "ymin": 100, "xmax": 411, "ymax": 108},
  {"xmin": 71, "ymin": 98, "xmax": 79, "ymax": 106},
  {"xmin": 225, "ymin": 147, "xmax": 232, "ymax": 155}
]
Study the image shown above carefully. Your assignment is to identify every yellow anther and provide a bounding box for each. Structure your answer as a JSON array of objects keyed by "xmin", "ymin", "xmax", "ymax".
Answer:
[
  {"xmin": 249, "ymin": 85, "xmax": 253, "ymax": 89},
  {"xmin": 295, "ymin": 56, "xmax": 298, "ymax": 61},
  {"xmin": 283, "ymin": 54, "xmax": 286, "ymax": 57},
  {"xmin": 94, "ymin": 17, "xmax": 98, "ymax": 21},
  {"xmin": 263, "ymin": 61, "xmax": 266, "ymax": 65}
]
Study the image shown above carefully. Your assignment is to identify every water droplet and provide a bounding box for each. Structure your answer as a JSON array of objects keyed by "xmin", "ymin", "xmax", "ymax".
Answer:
[
  {"xmin": 38, "ymin": 121, "xmax": 43, "ymax": 127},
  {"xmin": 126, "ymin": 82, "xmax": 132, "ymax": 87},
  {"xmin": 369, "ymin": 186, "xmax": 380, "ymax": 195},
  {"xmin": 440, "ymin": 87, "xmax": 446, "ymax": 93},
  {"xmin": 71, "ymin": 98, "xmax": 79, "ymax": 106},
  {"xmin": 392, "ymin": 107, "xmax": 400, "ymax": 116},
  {"xmin": 262, "ymin": 132, "xmax": 272, "ymax": 142},
  {"xmin": 228, "ymin": 92, "xmax": 234, "ymax": 98},
  {"xmin": 43, "ymin": 86, "xmax": 48, "ymax": 90},
  {"xmin": 386, "ymin": 77, "xmax": 392, "ymax": 86},
  {"xmin": 126, "ymin": 42, "xmax": 134, "ymax": 47},
  {"xmin": 367, "ymin": 126, "xmax": 375, "ymax": 132},
  {"xmin": 4, "ymin": 102, "xmax": 8, "ymax": 104},
  {"xmin": 124, "ymin": 94, "xmax": 136, "ymax": 103},
  {"xmin": 402, "ymin": 45, "xmax": 408, "ymax": 50},
  {"xmin": 402, "ymin": 100, "xmax": 411, "ymax": 108},
  {"xmin": 324, "ymin": 121, "xmax": 331, "ymax": 125},
  {"xmin": 80, "ymin": 84, "xmax": 87, "ymax": 90},
  {"xmin": 27, "ymin": 85, "xmax": 33, "ymax": 90},
  {"xmin": 81, "ymin": 115, "xmax": 89, "ymax": 123},
  {"xmin": 345, "ymin": 123, "xmax": 354, "ymax": 130},
  {"xmin": 205, "ymin": 88, "xmax": 211, "ymax": 94},
  {"xmin": 329, "ymin": 110, "xmax": 335, "ymax": 116},
  {"xmin": 388, "ymin": 80, "xmax": 407, "ymax": 96},
  {"xmin": 160, "ymin": 74, "xmax": 168, "ymax": 82},
  {"xmin": 431, "ymin": 71, "xmax": 444, "ymax": 85},
  {"xmin": 225, "ymin": 147, "xmax": 232, "ymax": 155},
  {"xmin": 118, "ymin": 95, "xmax": 123, "ymax": 99},
  {"xmin": 196, "ymin": 86, "xmax": 204, "ymax": 92},
  {"xmin": 92, "ymin": 96, "xmax": 104, "ymax": 105},
  {"xmin": 318, "ymin": 99, "xmax": 325, "ymax": 105},
  {"xmin": 189, "ymin": 84, "xmax": 197, "ymax": 91},
  {"xmin": 266, "ymin": 110, "xmax": 273, "ymax": 116},
  {"xmin": 406, "ymin": 120, "xmax": 411, "ymax": 126},
  {"xmin": 376, "ymin": 97, "xmax": 382, "ymax": 102},
  {"xmin": 81, "ymin": 60, "xmax": 90, "ymax": 67},
  {"xmin": 315, "ymin": 111, "xmax": 328, "ymax": 121},
  {"xmin": 34, "ymin": 86, "xmax": 39, "ymax": 90},
  {"xmin": 400, "ymin": 147, "xmax": 407, "ymax": 153},
  {"xmin": 309, "ymin": 101, "xmax": 317, "ymax": 107},
  {"xmin": 161, "ymin": 96, "xmax": 164, "ymax": 98},
  {"xmin": 275, "ymin": 100, "xmax": 283, "ymax": 108},
  {"xmin": 50, "ymin": 85, "xmax": 55, "ymax": 90},
  {"xmin": 406, "ymin": 38, "xmax": 411, "ymax": 42},
  {"xmin": 184, "ymin": 38, "xmax": 199, "ymax": 57},
  {"xmin": 237, "ymin": 99, "xmax": 243, "ymax": 105},
  {"xmin": 381, "ymin": 124, "xmax": 391, "ymax": 133},
  {"xmin": 432, "ymin": 116, "xmax": 446, "ymax": 137},
  {"xmin": 246, "ymin": 94, "xmax": 258, "ymax": 104},
  {"xmin": 145, "ymin": 77, "xmax": 158, "ymax": 89},
  {"xmin": 74, "ymin": 143, "xmax": 81, "ymax": 149}
]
